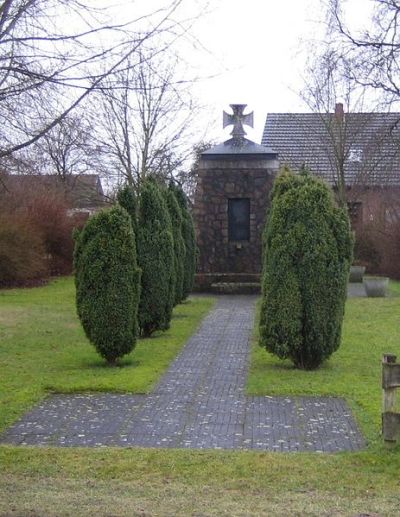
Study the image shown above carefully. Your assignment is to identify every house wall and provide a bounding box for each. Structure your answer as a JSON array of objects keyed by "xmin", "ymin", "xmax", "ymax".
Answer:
[
  {"xmin": 193, "ymin": 157, "xmax": 278, "ymax": 286},
  {"xmin": 344, "ymin": 186, "xmax": 400, "ymax": 277},
  {"xmin": 346, "ymin": 186, "xmax": 400, "ymax": 228}
]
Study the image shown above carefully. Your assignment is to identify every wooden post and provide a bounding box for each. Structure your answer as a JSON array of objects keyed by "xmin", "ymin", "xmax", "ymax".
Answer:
[{"xmin": 382, "ymin": 354, "xmax": 400, "ymax": 447}]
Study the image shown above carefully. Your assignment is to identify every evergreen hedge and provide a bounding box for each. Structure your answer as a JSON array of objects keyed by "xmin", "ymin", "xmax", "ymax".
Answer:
[
  {"xmin": 172, "ymin": 184, "xmax": 197, "ymax": 300},
  {"xmin": 117, "ymin": 184, "xmax": 137, "ymax": 236},
  {"xmin": 163, "ymin": 185, "xmax": 186, "ymax": 305},
  {"xmin": 259, "ymin": 169, "xmax": 353, "ymax": 370},
  {"xmin": 137, "ymin": 178, "xmax": 175, "ymax": 336},
  {"xmin": 74, "ymin": 206, "xmax": 140, "ymax": 364}
]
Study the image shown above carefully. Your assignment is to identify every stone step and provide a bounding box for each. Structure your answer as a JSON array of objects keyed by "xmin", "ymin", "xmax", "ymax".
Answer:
[
  {"xmin": 210, "ymin": 282, "xmax": 261, "ymax": 295},
  {"xmin": 194, "ymin": 273, "xmax": 261, "ymax": 291}
]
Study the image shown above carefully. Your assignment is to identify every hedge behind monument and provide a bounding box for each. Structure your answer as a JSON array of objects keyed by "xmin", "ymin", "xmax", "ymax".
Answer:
[
  {"xmin": 74, "ymin": 206, "xmax": 140, "ymax": 364},
  {"xmin": 259, "ymin": 169, "xmax": 353, "ymax": 370},
  {"xmin": 172, "ymin": 184, "xmax": 197, "ymax": 300},
  {"xmin": 137, "ymin": 178, "xmax": 175, "ymax": 336}
]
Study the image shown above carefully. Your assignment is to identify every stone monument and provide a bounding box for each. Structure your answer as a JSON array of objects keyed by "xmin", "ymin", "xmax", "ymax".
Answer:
[{"xmin": 193, "ymin": 104, "xmax": 279, "ymax": 292}]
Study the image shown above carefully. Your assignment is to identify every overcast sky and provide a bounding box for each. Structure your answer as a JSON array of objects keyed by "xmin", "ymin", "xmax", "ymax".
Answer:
[
  {"xmin": 185, "ymin": 0, "xmax": 327, "ymax": 143},
  {"xmin": 159, "ymin": 0, "xmax": 368, "ymax": 144},
  {"xmin": 98, "ymin": 0, "xmax": 370, "ymax": 147}
]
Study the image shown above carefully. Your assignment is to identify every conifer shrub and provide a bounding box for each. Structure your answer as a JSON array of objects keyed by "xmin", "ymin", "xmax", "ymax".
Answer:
[
  {"xmin": 137, "ymin": 178, "xmax": 174, "ymax": 336},
  {"xmin": 117, "ymin": 184, "xmax": 137, "ymax": 236},
  {"xmin": 259, "ymin": 169, "xmax": 353, "ymax": 370},
  {"xmin": 172, "ymin": 184, "xmax": 197, "ymax": 300},
  {"xmin": 163, "ymin": 185, "xmax": 186, "ymax": 305},
  {"xmin": 74, "ymin": 206, "xmax": 140, "ymax": 364}
]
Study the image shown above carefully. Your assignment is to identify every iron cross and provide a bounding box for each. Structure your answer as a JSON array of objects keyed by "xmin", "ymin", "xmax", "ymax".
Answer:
[{"xmin": 223, "ymin": 104, "xmax": 254, "ymax": 139}]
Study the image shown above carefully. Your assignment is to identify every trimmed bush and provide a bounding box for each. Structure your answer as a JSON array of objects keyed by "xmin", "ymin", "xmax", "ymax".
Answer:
[
  {"xmin": 172, "ymin": 184, "xmax": 197, "ymax": 300},
  {"xmin": 259, "ymin": 169, "xmax": 353, "ymax": 370},
  {"xmin": 163, "ymin": 185, "xmax": 186, "ymax": 305},
  {"xmin": 117, "ymin": 184, "xmax": 137, "ymax": 236},
  {"xmin": 137, "ymin": 178, "xmax": 175, "ymax": 336},
  {"xmin": 74, "ymin": 206, "xmax": 140, "ymax": 364}
]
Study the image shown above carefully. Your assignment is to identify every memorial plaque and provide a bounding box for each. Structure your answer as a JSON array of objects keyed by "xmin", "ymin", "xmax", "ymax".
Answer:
[{"xmin": 228, "ymin": 198, "xmax": 250, "ymax": 241}]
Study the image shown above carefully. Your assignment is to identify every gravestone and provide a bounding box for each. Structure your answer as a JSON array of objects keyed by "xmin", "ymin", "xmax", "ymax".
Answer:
[{"xmin": 193, "ymin": 104, "xmax": 278, "ymax": 291}]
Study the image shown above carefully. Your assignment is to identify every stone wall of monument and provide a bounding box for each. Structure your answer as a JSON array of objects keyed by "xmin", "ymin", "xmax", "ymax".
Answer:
[{"xmin": 193, "ymin": 158, "xmax": 277, "ymax": 278}]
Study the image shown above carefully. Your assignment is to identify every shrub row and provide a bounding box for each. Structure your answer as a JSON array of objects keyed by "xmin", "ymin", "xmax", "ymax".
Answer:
[
  {"xmin": 74, "ymin": 178, "xmax": 197, "ymax": 363},
  {"xmin": 135, "ymin": 179, "xmax": 175, "ymax": 336}
]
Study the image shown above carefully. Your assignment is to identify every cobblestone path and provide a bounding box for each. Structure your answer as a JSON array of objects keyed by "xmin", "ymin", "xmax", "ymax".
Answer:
[{"xmin": 1, "ymin": 296, "xmax": 365, "ymax": 452}]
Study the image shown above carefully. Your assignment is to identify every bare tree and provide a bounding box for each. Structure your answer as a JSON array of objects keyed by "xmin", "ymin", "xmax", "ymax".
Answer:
[
  {"xmin": 175, "ymin": 140, "xmax": 214, "ymax": 201},
  {"xmin": 300, "ymin": 49, "xmax": 373, "ymax": 206},
  {"xmin": 29, "ymin": 111, "xmax": 99, "ymax": 180},
  {"xmin": 96, "ymin": 50, "xmax": 198, "ymax": 191},
  {"xmin": 0, "ymin": 0, "xmax": 199, "ymax": 159},
  {"xmin": 289, "ymin": 1, "xmax": 400, "ymax": 213},
  {"xmin": 328, "ymin": 0, "xmax": 400, "ymax": 103}
]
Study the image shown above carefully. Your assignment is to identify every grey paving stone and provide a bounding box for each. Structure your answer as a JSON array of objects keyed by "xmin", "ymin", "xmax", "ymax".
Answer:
[{"xmin": 0, "ymin": 295, "xmax": 365, "ymax": 452}]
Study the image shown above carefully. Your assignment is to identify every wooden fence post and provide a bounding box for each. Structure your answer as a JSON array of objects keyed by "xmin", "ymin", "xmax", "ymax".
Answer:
[{"xmin": 382, "ymin": 353, "xmax": 400, "ymax": 447}]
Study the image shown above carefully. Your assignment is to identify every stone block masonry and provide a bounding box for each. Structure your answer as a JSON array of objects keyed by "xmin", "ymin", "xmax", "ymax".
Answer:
[{"xmin": 193, "ymin": 157, "xmax": 277, "ymax": 277}]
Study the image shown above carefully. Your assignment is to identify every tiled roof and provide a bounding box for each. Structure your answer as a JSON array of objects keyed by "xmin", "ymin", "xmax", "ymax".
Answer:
[
  {"xmin": 0, "ymin": 174, "xmax": 106, "ymax": 209},
  {"xmin": 261, "ymin": 112, "xmax": 400, "ymax": 185}
]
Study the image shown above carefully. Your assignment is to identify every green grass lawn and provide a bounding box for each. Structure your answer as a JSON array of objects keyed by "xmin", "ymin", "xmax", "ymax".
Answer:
[
  {"xmin": 1, "ymin": 278, "xmax": 400, "ymax": 516},
  {"xmin": 0, "ymin": 276, "xmax": 215, "ymax": 432}
]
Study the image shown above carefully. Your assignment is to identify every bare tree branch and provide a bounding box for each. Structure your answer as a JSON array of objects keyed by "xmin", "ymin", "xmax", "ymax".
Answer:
[
  {"xmin": 0, "ymin": 0, "xmax": 204, "ymax": 158},
  {"xmin": 95, "ymin": 48, "xmax": 199, "ymax": 191},
  {"xmin": 328, "ymin": 0, "xmax": 400, "ymax": 101}
]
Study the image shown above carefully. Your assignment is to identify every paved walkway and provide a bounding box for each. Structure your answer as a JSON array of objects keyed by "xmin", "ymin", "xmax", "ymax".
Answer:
[{"xmin": 0, "ymin": 296, "xmax": 365, "ymax": 452}]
